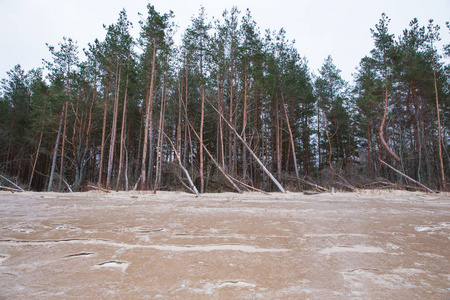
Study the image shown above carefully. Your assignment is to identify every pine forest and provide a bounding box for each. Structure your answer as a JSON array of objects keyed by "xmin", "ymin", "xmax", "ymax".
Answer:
[{"xmin": 0, "ymin": 5, "xmax": 449, "ymax": 193}]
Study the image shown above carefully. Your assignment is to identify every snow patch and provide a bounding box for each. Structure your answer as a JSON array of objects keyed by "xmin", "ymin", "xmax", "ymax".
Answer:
[
  {"xmin": 95, "ymin": 261, "xmax": 129, "ymax": 272},
  {"xmin": 319, "ymin": 245, "xmax": 385, "ymax": 255},
  {"xmin": 217, "ymin": 280, "xmax": 256, "ymax": 288}
]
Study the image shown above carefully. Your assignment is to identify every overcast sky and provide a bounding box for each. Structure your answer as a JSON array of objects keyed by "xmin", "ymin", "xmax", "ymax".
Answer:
[{"xmin": 1, "ymin": 0, "xmax": 449, "ymax": 82}]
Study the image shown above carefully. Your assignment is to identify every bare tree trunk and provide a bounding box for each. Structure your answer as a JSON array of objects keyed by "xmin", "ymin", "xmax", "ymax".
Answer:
[
  {"xmin": 199, "ymin": 50, "xmax": 205, "ymax": 193},
  {"xmin": 48, "ymin": 104, "xmax": 66, "ymax": 192},
  {"xmin": 140, "ymin": 44, "xmax": 157, "ymax": 190},
  {"xmin": 154, "ymin": 73, "xmax": 167, "ymax": 193},
  {"xmin": 106, "ymin": 63, "xmax": 122, "ymax": 189},
  {"xmin": 320, "ymin": 107, "xmax": 334, "ymax": 170},
  {"xmin": 217, "ymin": 75, "xmax": 225, "ymax": 168},
  {"xmin": 242, "ymin": 64, "xmax": 248, "ymax": 179},
  {"xmin": 276, "ymin": 100, "xmax": 282, "ymax": 181},
  {"xmin": 183, "ymin": 63, "xmax": 189, "ymax": 166},
  {"xmin": 380, "ymin": 159, "xmax": 435, "ymax": 193},
  {"xmin": 58, "ymin": 102, "xmax": 68, "ymax": 191},
  {"xmin": 431, "ymin": 49, "xmax": 446, "ymax": 190},
  {"xmin": 379, "ymin": 66, "xmax": 401, "ymax": 162},
  {"xmin": 116, "ymin": 70, "xmax": 129, "ymax": 191},
  {"xmin": 164, "ymin": 132, "xmax": 199, "ymax": 195},
  {"xmin": 184, "ymin": 115, "xmax": 242, "ymax": 194},
  {"xmin": 228, "ymin": 60, "xmax": 234, "ymax": 174},
  {"xmin": 367, "ymin": 119, "xmax": 372, "ymax": 175},
  {"xmin": 281, "ymin": 93, "xmax": 301, "ymax": 189},
  {"xmin": 28, "ymin": 128, "xmax": 44, "ymax": 190},
  {"xmin": 176, "ymin": 77, "xmax": 183, "ymax": 175},
  {"xmin": 208, "ymin": 99, "xmax": 286, "ymax": 193},
  {"xmin": 97, "ymin": 88, "xmax": 108, "ymax": 186}
]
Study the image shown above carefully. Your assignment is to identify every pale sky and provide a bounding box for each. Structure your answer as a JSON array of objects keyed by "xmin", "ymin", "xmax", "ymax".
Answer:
[{"xmin": 1, "ymin": 0, "xmax": 449, "ymax": 83}]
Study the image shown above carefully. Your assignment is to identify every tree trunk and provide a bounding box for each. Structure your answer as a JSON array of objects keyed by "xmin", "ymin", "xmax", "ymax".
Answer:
[
  {"xmin": 58, "ymin": 101, "xmax": 68, "ymax": 191},
  {"xmin": 379, "ymin": 65, "xmax": 401, "ymax": 163},
  {"xmin": 154, "ymin": 73, "xmax": 167, "ymax": 193},
  {"xmin": 281, "ymin": 93, "xmax": 301, "ymax": 189},
  {"xmin": 140, "ymin": 43, "xmax": 156, "ymax": 190},
  {"xmin": 242, "ymin": 64, "xmax": 248, "ymax": 179},
  {"xmin": 116, "ymin": 69, "xmax": 129, "ymax": 191},
  {"xmin": 431, "ymin": 48, "xmax": 446, "ymax": 190},
  {"xmin": 367, "ymin": 119, "xmax": 372, "ymax": 175},
  {"xmin": 106, "ymin": 63, "xmax": 122, "ymax": 189},
  {"xmin": 208, "ymin": 99, "xmax": 286, "ymax": 193},
  {"xmin": 28, "ymin": 129, "xmax": 44, "ymax": 190},
  {"xmin": 97, "ymin": 88, "xmax": 108, "ymax": 186},
  {"xmin": 199, "ymin": 51, "xmax": 205, "ymax": 193},
  {"xmin": 48, "ymin": 104, "xmax": 66, "ymax": 192}
]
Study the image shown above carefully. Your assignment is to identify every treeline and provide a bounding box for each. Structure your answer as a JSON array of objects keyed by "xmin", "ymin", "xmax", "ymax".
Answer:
[{"xmin": 0, "ymin": 5, "xmax": 448, "ymax": 193}]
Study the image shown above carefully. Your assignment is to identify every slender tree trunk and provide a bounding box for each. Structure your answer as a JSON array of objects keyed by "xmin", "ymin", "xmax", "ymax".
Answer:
[
  {"xmin": 164, "ymin": 132, "xmax": 199, "ymax": 195},
  {"xmin": 218, "ymin": 76, "xmax": 225, "ymax": 168},
  {"xmin": 28, "ymin": 128, "xmax": 44, "ymax": 190},
  {"xmin": 106, "ymin": 63, "xmax": 122, "ymax": 189},
  {"xmin": 48, "ymin": 104, "xmax": 66, "ymax": 192},
  {"xmin": 183, "ymin": 63, "xmax": 189, "ymax": 166},
  {"xmin": 379, "ymin": 64, "xmax": 401, "ymax": 162},
  {"xmin": 228, "ymin": 59, "xmax": 234, "ymax": 174},
  {"xmin": 98, "ymin": 90, "xmax": 108, "ymax": 186},
  {"xmin": 208, "ymin": 98, "xmax": 286, "ymax": 193},
  {"xmin": 281, "ymin": 93, "xmax": 301, "ymax": 189},
  {"xmin": 367, "ymin": 119, "xmax": 372, "ymax": 175},
  {"xmin": 242, "ymin": 64, "xmax": 248, "ymax": 179},
  {"xmin": 58, "ymin": 102, "xmax": 68, "ymax": 191},
  {"xmin": 140, "ymin": 43, "xmax": 157, "ymax": 190},
  {"xmin": 116, "ymin": 69, "xmax": 129, "ymax": 191},
  {"xmin": 431, "ymin": 49, "xmax": 446, "ymax": 190},
  {"xmin": 176, "ymin": 77, "xmax": 183, "ymax": 173},
  {"xmin": 276, "ymin": 100, "xmax": 282, "ymax": 181},
  {"xmin": 199, "ymin": 52, "xmax": 205, "ymax": 193},
  {"xmin": 154, "ymin": 73, "xmax": 167, "ymax": 193}
]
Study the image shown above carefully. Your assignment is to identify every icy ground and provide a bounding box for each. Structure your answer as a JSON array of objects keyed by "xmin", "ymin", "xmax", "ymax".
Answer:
[{"xmin": 0, "ymin": 190, "xmax": 449, "ymax": 299}]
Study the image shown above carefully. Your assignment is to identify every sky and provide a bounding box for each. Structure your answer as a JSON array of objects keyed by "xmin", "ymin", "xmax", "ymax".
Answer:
[{"xmin": 1, "ymin": 0, "xmax": 449, "ymax": 83}]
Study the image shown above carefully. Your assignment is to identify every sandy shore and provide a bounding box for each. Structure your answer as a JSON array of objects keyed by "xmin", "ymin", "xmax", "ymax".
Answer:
[{"xmin": 0, "ymin": 190, "xmax": 449, "ymax": 299}]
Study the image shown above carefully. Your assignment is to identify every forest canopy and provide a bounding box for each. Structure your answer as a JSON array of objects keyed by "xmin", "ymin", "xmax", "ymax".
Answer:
[{"xmin": 0, "ymin": 5, "xmax": 448, "ymax": 193}]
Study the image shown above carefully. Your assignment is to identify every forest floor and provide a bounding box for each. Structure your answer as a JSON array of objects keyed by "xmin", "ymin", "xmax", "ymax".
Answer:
[{"xmin": 0, "ymin": 190, "xmax": 449, "ymax": 299}]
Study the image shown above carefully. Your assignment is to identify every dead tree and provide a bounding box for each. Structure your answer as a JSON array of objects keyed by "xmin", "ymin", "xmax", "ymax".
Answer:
[{"xmin": 207, "ymin": 99, "xmax": 286, "ymax": 193}]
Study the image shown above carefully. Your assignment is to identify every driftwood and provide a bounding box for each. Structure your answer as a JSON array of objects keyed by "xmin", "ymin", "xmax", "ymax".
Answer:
[
  {"xmin": 230, "ymin": 178, "xmax": 270, "ymax": 195},
  {"xmin": 303, "ymin": 191, "xmax": 322, "ymax": 195},
  {"xmin": 207, "ymin": 99, "xmax": 286, "ymax": 193},
  {"xmin": 379, "ymin": 159, "xmax": 435, "ymax": 193},
  {"xmin": 0, "ymin": 175, "xmax": 24, "ymax": 192},
  {"xmin": 164, "ymin": 132, "xmax": 199, "ymax": 196},
  {"xmin": 0, "ymin": 186, "xmax": 23, "ymax": 192},
  {"xmin": 87, "ymin": 184, "xmax": 111, "ymax": 193},
  {"xmin": 298, "ymin": 177, "xmax": 329, "ymax": 192},
  {"xmin": 63, "ymin": 179, "xmax": 73, "ymax": 193}
]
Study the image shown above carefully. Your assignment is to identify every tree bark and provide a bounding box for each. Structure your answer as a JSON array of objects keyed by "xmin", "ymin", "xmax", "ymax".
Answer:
[
  {"xmin": 199, "ymin": 50, "xmax": 205, "ymax": 193},
  {"xmin": 154, "ymin": 73, "xmax": 167, "ymax": 193},
  {"xmin": 116, "ymin": 69, "xmax": 129, "ymax": 191},
  {"xmin": 431, "ymin": 47, "xmax": 446, "ymax": 190},
  {"xmin": 140, "ymin": 43, "xmax": 156, "ymax": 190},
  {"xmin": 48, "ymin": 104, "xmax": 66, "ymax": 192},
  {"xmin": 28, "ymin": 128, "xmax": 44, "ymax": 190},
  {"xmin": 379, "ymin": 65, "xmax": 401, "ymax": 163},
  {"xmin": 106, "ymin": 63, "xmax": 122, "ymax": 189},
  {"xmin": 97, "ymin": 88, "xmax": 108, "ymax": 186},
  {"xmin": 281, "ymin": 93, "xmax": 301, "ymax": 189},
  {"xmin": 58, "ymin": 101, "xmax": 68, "ymax": 191}
]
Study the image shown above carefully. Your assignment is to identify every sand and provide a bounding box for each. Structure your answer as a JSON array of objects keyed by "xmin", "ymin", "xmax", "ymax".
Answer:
[{"xmin": 0, "ymin": 189, "xmax": 449, "ymax": 299}]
